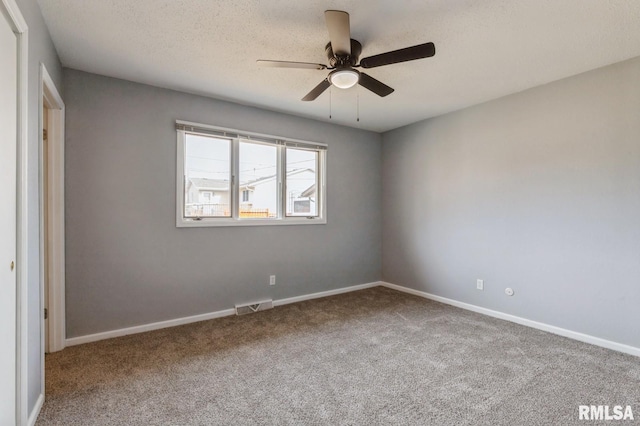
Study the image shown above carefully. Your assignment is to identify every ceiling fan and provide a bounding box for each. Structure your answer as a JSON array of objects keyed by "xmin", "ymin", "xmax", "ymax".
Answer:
[{"xmin": 257, "ymin": 10, "xmax": 436, "ymax": 101}]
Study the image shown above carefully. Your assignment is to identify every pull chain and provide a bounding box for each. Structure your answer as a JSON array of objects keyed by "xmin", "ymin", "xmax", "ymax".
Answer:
[
  {"xmin": 328, "ymin": 86, "xmax": 362, "ymax": 123},
  {"xmin": 357, "ymin": 86, "xmax": 360, "ymax": 122}
]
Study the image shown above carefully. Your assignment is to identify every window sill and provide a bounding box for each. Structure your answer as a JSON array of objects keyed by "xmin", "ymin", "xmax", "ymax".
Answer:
[{"xmin": 176, "ymin": 217, "xmax": 327, "ymax": 228}]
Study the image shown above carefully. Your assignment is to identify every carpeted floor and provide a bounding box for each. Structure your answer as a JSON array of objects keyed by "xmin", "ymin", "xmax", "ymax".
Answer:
[{"xmin": 37, "ymin": 287, "xmax": 639, "ymax": 425}]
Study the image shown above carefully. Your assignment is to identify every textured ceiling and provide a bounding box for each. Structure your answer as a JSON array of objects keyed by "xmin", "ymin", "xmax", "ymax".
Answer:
[{"xmin": 38, "ymin": 0, "xmax": 640, "ymax": 132}]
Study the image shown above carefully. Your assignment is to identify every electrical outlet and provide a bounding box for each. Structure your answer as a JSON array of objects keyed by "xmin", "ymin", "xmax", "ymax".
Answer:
[
  {"xmin": 269, "ymin": 275, "xmax": 276, "ymax": 286},
  {"xmin": 476, "ymin": 279, "xmax": 484, "ymax": 290}
]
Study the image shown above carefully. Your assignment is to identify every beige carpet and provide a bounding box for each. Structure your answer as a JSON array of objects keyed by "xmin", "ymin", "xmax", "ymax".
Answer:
[{"xmin": 37, "ymin": 287, "xmax": 640, "ymax": 425}]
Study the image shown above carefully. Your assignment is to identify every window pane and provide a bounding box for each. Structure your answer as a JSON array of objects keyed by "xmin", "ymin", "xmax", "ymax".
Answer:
[
  {"xmin": 239, "ymin": 141, "xmax": 278, "ymax": 219},
  {"xmin": 184, "ymin": 134, "xmax": 231, "ymax": 217},
  {"xmin": 286, "ymin": 148, "xmax": 318, "ymax": 217}
]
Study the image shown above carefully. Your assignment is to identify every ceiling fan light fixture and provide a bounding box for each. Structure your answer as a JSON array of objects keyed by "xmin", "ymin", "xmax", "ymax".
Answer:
[{"xmin": 329, "ymin": 69, "xmax": 360, "ymax": 89}]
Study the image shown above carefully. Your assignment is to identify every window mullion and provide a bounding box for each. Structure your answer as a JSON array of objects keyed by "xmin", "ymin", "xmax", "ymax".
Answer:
[
  {"xmin": 320, "ymin": 150, "xmax": 326, "ymax": 220},
  {"xmin": 232, "ymin": 138, "xmax": 239, "ymax": 219},
  {"xmin": 281, "ymin": 146, "xmax": 287, "ymax": 219}
]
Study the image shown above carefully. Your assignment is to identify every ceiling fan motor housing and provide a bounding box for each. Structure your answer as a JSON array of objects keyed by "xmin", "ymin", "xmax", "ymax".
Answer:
[{"xmin": 326, "ymin": 39, "xmax": 362, "ymax": 68}]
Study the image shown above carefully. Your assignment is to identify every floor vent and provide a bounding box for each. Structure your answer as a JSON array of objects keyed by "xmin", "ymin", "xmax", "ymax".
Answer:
[{"xmin": 235, "ymin": 300, "xmax": 273, "ymax": 315}]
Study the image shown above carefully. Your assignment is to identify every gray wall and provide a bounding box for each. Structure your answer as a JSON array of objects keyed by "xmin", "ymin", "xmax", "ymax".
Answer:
[
  {"xmin": 382, "ymin": 56, "xmax": 640, "ymax": 348},
  {"xmin": 14, "ymin": 0, "xmax": 64, "ymax": 413},
  {"xmin": 64, "ymin": 69, "xmax": 382, "ymax": 338}
]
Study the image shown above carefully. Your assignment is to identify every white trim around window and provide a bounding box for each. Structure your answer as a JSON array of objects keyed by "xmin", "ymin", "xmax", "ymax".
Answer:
[{"xmin": 176, "ymin": 120, "xmax": 327, "ymax": 227}]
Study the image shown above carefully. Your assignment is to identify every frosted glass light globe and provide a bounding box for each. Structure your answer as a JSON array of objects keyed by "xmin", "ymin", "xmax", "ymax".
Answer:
[{"xmin": 329, "ymin": 69, "xmax": 359, "ymax": 89}]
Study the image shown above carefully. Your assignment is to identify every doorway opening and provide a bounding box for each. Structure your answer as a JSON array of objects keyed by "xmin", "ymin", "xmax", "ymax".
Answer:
[{"xmin": 40, "ymin": 64, "xmax": 65, "ymax": 361}]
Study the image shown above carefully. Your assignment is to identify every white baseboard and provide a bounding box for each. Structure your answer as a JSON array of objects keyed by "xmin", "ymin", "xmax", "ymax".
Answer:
[
  {"xmin": 66, "ymin": 281, "xmax": 380, "ymax": 347},
  {"xmin": 66, "ymin": 308, "xmax": 237, "ymax": 346},
  {"xmin": 273, "ymin": 281, "xmax": 379, "ymax": 307},
  {"xmin": 27, "ymin": 393, "xmax": 44, "ymax": 426},
  {"xmin": 380, "ymin": 281, "xmax": 640, "ymax": 358}
]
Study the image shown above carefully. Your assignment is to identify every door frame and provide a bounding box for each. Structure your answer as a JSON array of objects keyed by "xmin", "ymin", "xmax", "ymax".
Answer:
[
  {"xmin": 1, "ymin": 0, "xmax": 29, "ymax": 424},
  {"xmin": 39, "ymin": 63, "xmax": 65, "ymax": 356}
]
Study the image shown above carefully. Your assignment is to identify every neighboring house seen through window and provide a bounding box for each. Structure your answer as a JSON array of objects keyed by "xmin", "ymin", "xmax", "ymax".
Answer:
[{"xmin": 176, "ymin": 121, "xmax": 326, "ymax": 227}]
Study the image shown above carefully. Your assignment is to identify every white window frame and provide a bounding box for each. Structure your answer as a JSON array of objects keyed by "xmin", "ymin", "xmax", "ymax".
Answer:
[
  {"xmin": 176, "ymin": 120, "xmax": 327, "ymax": 227},
  {"xmin": 284, "ymin": 146, "xmax": 321, "ymax": 218}
]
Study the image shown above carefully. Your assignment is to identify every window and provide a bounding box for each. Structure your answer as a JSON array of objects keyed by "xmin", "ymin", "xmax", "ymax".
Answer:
[
  {"xmin": 239, "ymin": 141, "xmax": 277, "ymax": 218},
  {"xmin": 286, "ymin": 148, "xmax": 318, "ymax": 217},
  {"xmin": 183, "ymin": 134, "xmax": 231, "ymax": 218},
  {"xmin": 176, "ymin": 121, "xmax": 326, "ymax": 227}
]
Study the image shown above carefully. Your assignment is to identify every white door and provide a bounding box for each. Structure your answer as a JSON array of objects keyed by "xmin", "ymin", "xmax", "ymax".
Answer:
[{"xmin": 0, "ymin": 10, "xmax": 18, "ymax": 426}]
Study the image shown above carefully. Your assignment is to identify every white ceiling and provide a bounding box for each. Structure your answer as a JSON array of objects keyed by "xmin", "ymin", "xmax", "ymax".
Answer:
[{"xmin": 38, "ymin": 0, "xmax": 640, "ymax": 133}]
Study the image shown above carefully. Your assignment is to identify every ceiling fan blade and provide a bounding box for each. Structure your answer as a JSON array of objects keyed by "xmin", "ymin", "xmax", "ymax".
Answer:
[
  {"xmin": 358, "ymin": 72, "xmax": 394, "ymax": 97},
  {"xmin": 257, "ymin": 60, "xmax": 326, "ymax": 70},
  {"xmin": 360, "ymin": 42, "xmax": 435, "ymax": 69},
  {"xmin": 325, "ymin": 10, "xmax": 351, "ymax": 56},
  {"xmin": 302, "ymin": 79, "xmax": 331, "ymax": 101}
]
